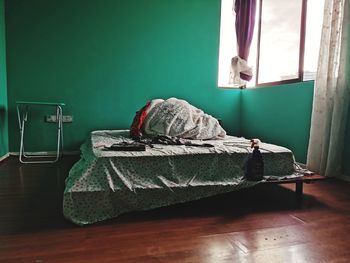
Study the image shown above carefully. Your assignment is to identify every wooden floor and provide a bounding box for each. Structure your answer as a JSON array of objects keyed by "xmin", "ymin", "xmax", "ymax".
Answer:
[{"xmin": 1, "ymin": 156, "xmax": 350, "ymax": 263}]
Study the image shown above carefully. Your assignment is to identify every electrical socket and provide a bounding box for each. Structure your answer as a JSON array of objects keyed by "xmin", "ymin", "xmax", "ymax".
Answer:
[{"xmin": 45, "ymin": 115, "xmax": 73, "ymax": 123}]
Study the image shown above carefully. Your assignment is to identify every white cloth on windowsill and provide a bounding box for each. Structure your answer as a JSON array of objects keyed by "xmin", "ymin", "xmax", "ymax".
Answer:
[{"xmin": 229, "ymin": 56, "xmax": 253, "ymax": 88}]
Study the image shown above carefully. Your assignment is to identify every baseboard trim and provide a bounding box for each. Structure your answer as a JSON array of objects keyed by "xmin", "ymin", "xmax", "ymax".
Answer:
[
  {"xmin": 0, "ymin": 153, "xmax": 10, "ymax": 163},
  {"xmin": 336, "ymin": 174, "xmax": 350, "ymax": 182},
  {"xmin": 9, "ymin": 151, "xmax": 80, "ymax": 156}
]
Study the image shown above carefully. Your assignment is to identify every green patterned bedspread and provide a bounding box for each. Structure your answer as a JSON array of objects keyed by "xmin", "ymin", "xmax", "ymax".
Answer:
[{"xmin": 63, "ymin": 130, "xmax": 296, "ymax": 225}]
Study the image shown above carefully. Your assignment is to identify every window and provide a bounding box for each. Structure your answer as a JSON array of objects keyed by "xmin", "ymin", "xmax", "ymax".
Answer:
[{"xmin": 218, "ymin": 0, "xmax": 325, "ymax": 88}]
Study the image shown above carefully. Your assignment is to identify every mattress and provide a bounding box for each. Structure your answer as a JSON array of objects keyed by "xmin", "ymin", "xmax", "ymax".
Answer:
[{"xmin": 63, "ymin": 130, "xmax": 297, "ymax": 225}]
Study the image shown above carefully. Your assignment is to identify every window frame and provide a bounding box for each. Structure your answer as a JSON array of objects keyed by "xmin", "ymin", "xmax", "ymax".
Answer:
[
  {"xmin": 254, "ymin": 0, "xmax": 308, "ymax": 87},
  {"xmin": 217, "ymin": 0, "xmax": 312, "ymax": 89}
]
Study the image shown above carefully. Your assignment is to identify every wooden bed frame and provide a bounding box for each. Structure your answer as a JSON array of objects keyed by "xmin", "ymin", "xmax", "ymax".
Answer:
[{"xmin": 263, "ymin": 174, "xmax": 326, "ymax": 204}]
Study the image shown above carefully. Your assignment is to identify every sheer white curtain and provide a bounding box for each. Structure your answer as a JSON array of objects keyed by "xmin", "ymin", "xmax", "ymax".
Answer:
[{"xmin": 307, "ymin": 0, "xmax": 349, "ymax": 177}]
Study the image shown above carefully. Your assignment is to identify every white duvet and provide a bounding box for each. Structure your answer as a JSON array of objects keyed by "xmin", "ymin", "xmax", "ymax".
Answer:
[{"xmin": 143, "ymin": 98, "xmax": 226, "ymax": 140}]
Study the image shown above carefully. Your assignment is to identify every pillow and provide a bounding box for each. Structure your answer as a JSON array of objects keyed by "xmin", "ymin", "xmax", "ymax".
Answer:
[{"xmin": 129, "ymin": 101, "xmax": 151, "ymax": 140}]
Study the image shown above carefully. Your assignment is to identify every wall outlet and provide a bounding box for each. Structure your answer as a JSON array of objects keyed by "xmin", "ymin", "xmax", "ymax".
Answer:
[{"xmin": 45, "ymin": 115, "xmax": 73, "ymax": 123}]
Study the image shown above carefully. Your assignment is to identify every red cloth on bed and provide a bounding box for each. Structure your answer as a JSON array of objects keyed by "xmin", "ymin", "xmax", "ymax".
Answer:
[{"xmin": 130, "ymin": 101, "xmax": 151, "ymax": 139}]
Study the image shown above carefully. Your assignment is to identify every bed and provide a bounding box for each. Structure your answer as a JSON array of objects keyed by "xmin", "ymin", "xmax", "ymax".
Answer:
[{"xmin": 63, "ymin": 130, "xmax": 301, "ymax": 225}]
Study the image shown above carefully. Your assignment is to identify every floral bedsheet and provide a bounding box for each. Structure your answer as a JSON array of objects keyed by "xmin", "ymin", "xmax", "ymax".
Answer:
[{"xmin": 63, "ymin": 130, "xmax": 296, "ymax": 225}]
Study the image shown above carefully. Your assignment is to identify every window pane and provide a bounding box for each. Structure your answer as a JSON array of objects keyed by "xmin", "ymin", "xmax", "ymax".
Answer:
[
  {"xmin": 258, "ymin": 0, "xmax": 303, "ymax": 84},
  {"xmin": 218, "ymin": 0, "xmax": 260, "ymax": 88},
  {"xmin": 304, "ymin": 0, "xmax": 325, "ymax": 81},
  {"xmin": 218, "ymin": 0, "xmax": 237, "ymax": 87}
]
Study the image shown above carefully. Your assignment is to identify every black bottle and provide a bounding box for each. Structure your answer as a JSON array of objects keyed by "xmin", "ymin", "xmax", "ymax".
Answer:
[{"xmin": 246, "ymin": 139, "xmax": 264, "ymax": 181}]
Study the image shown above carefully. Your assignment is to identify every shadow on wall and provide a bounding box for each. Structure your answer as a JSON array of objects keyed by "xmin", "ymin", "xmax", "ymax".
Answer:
[
  {"xmin": 0, "ymin": 106, "xmax": 5, "ymax": 150},
  {"xmin": 343, "ymin": 103, "xmax": 350, "ymax": 176},
  {"xmin": 240, "ymin": 82, "xmax": 314, "ymax": 163}
]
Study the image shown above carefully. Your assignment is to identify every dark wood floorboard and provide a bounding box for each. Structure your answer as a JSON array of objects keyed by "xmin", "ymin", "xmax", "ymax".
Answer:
[{"xmin": 1, "ymin": 156, "xmax": 350, "ymax": 262}]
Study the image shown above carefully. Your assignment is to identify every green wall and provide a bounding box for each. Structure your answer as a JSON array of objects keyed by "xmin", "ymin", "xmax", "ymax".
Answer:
[
  {"xmin": 241, "ymin": 80, "xmax": 350, "ymax": 177},
  {"xmin": 0, "ymin": 0, "xmax": 8, "ymax": 157},
  {"xmin": 4, "ymin": 0, "xmax": 349, "ymax": 177},
  {"xmin": 241, "ymin": 2, "xmax": 350, "ymax": 174},
  {"xmin": 5, "ymin": 0, "xmax": 241, "ymax": 152},
  {"xmin": 241, "ymin": 82, "xmax": 314, "ymax": 163}
]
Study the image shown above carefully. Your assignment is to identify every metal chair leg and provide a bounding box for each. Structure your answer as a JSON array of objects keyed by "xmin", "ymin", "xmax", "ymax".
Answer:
[{"xmin": 16, "ymin": 103, "xmax": 64, "ymax": 164}]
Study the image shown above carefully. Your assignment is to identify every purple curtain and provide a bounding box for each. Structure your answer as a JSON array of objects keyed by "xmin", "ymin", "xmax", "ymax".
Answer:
[{"xmin": 234, "ymin": 0, "xmax": 257, "ymax": 81}]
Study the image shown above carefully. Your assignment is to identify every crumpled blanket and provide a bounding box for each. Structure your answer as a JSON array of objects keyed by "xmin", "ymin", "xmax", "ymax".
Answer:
[{"xmin": 143, "ymin": 98, "xmax": 226, "ymax": 140}]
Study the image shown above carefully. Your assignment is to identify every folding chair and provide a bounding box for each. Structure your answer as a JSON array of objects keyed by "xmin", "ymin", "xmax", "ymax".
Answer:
[{"xmin": 16, "ymin": 101, "xmax": 65, "ymax": 164}]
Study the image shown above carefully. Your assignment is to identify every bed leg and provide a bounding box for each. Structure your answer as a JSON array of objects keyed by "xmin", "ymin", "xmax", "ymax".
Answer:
[{"xmin": 295, "ymin": 181, "xmax": 303, "ymax": 205}]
